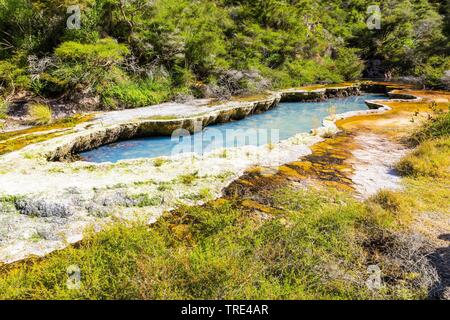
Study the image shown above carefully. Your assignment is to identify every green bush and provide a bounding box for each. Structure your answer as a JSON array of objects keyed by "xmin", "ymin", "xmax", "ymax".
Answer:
[
  {"xmin": 335, "ymin": 48, "xmax": 364, "ymax": 81},
  {"xmin": 0, "ymin": 59, "xmax": 29, "ymax": 93},
  {"xmin": 417, "ymin": 56, "xmax": 450, "ymax": 89},
  {"xmin": 41, "ymin": 38, "xmax": 130, "ymax": 96}
]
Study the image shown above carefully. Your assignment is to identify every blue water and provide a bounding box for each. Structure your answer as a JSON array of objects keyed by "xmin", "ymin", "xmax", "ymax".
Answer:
[{"xmin": 81, "ymin": 94, "xmax": 388, "ymax": 163}]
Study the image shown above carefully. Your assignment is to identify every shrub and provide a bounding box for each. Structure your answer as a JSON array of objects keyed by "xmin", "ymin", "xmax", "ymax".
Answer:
[
  {"xmin": 409, "ymin": 110, "xmax": 450, "ymax": 145},
  {"xmin": 100, "ymin": 78, "xmax": 171, "ymax": 109},
  {"xmin": 153, "ymin": 158, "xmax": 168, "ymax": 167},
  {"xmin": 178, "ymin": 171, "xmax": 199, "ymax": 185},
  {"xmin": 27, "ymin": 103, "xmax": 52, "ymax": 125},
  {"xmin": 41, "ymin": 39, "xmax": 130, "ymax": 97},
  {"xmin": 335, "ymin": 48, "xmax": 364, "ymax": 81},
  {"xmin": 0, "ymin": 59, "xmax": 29, "ymax": 93},
  {"xmin": 54, "ymin": 38, "xmax": 129, "ymax": 65},
  {"xmin": 417, "ymin": 56, "xmax": 450, "ymax": 89}
]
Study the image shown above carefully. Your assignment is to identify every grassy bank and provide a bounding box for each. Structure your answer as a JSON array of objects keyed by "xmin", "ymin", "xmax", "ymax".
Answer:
[{"xmin": 0, "ymin": 188, "xmax": 430, "ymax": 300}]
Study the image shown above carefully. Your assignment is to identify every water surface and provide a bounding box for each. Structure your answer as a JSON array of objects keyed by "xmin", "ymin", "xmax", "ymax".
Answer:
[{"xmin": 81, "ymin": 94, "xmax": 388, "ymax": 163}]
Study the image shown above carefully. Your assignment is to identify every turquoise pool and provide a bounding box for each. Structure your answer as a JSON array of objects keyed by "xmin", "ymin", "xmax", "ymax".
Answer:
[{"xmin": 80, "ymin": 94, "xmax": 388, "ymax": 163}]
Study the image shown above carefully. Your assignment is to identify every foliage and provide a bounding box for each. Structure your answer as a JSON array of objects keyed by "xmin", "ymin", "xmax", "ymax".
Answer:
[
  {"xmin": 416, "ymin": 56, "xmax": 450, "ymax": 88},
  {"xmin": 0, "ymin": 0, "xmax": 447, "ymax": 109},
  {"xmin": 100, "ymin": 78, "xmax": 171, "ymax": 109},
  {"xmin": 36, "ymin": 38, "xmax": 129, "ymax": 97},
  {"xmin": 0, "ymin": 58, "xmax": 30, "ymax": 94}
]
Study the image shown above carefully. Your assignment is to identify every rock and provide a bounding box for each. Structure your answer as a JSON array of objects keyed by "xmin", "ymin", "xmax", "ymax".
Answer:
[
  {"xmin": 95, "ymin": 191, "xmax": 137, "ymax": 207},
  {"xmin": 14, "ymin": 198, "xmax": 74, "ymax": 218}
]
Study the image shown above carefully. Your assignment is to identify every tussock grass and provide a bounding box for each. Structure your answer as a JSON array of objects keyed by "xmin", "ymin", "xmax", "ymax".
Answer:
[
  {"xmin": 397, "ymin": 111, "xmax": 450, "ymax": 178},
  {"xmin": 396, "ymin": 138, "xmax": 450, "ymax": 178},
  {"xmin": 27, "ymin": 103, "xmax": 52, "ymax": 125},
  {"xmin": 407, "ymin": 107, "xmax": 449, "ymax": 145}
]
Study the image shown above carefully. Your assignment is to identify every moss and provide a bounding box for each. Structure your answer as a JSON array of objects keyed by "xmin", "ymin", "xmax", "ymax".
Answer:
[
  {"xmin": 241, "ymin": 199, "xmax": 275, "ymax": 214},
  {"xmin": 0, "ymin": 114, "xmax": 94, "ymax": 156},
  {"xmin": 153, "ymin": 158, "xmax": 168, "ymax": 167},
  {"xmin": 177, "ymin": 171, "xmax": 199, "ymax": 185},
  {"xmin": 0, "ymin": 114, "xmax": 94, "ymax": 142},
  {"xmin": 0, "ymin": 131, "xmax": 63, "ymax": 156},
  {"xmin": 133, "ymin": 193, "xmax": 162, "ymax": 207}
]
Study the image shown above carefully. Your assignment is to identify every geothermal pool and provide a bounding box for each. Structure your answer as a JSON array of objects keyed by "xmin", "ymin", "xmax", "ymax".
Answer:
[{"xmin": 81, "ymin": 94, "xmax": 388, "ymax": 163}]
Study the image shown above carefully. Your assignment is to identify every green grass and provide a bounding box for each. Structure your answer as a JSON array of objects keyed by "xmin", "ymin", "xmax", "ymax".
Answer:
[
  {"xmin": 0, "ymin": 187, "xmax": 430, "ymax": 300},
  {"xmin": 397, "ymin": 112, "xmax": 450, "ymax": 178},
  {"xmin": 27, "ymin": 103, "xmax": 52, "ymax": 125},
  {"xmin": 407, "ymin": 109, "xmax": 450, "ymax": 145},
  {"xmin": 396, "ymin": 137, "xmax": 450, "ymax": 178}
]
